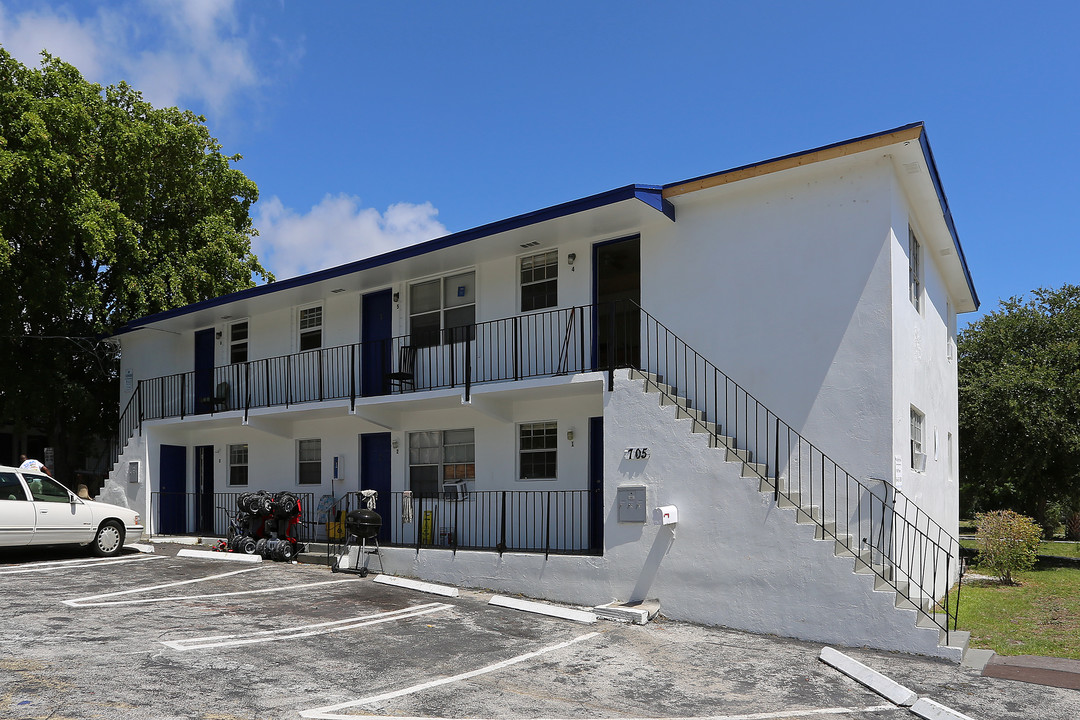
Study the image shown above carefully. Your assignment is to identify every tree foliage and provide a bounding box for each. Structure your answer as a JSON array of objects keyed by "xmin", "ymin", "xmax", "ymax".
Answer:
[
  {"xmin": 958, "ymin": 284, "xmax": 1080, "ymax": 535},
  {"xmin": 0, "ymin": 49, "xmax": 272, "ymax": 478},
  {"xmin": 974, "ymin": 510, "xmax": 1042, "ymax": 585}
]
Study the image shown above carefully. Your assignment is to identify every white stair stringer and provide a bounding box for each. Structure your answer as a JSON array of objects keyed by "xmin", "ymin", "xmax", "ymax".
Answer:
[
  {"xmin": 96, "ymin": 433, "xmax": 148, "ymax": 514},
  {"xmin": 623, "ymin": 369, "xmax": 966, "ymax": 663}
]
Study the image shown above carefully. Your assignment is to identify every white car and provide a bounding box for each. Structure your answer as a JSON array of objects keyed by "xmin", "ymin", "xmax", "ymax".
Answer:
[{"xmin": 0, "ymin": 465, "xmax": 143, "ymax": 556}]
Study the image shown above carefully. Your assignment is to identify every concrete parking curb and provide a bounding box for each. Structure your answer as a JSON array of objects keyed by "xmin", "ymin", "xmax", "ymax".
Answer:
[
  {"xmin": 819, "ymin": 647, "xmax": 918, "ymax": 706},
  {"xmin": 176, "ymin": 548, "xmax": 262, "ymax": 563},
  {"xmin": 374, "ymin": 574, "xmax": 460, "ymax": 597},
  {"xmin": 489, "ymin": 595, "xmax": 597, "ymax": 624},
  {"xmin": 911, "ymin": 697, "xmax": 977, "ymax": 720}
]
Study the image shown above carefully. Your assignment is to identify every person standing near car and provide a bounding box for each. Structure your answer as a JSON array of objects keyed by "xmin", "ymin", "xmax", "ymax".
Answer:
[{"xmin": 19, "ymin": 454, "xmax": 51, "ymax": 477}]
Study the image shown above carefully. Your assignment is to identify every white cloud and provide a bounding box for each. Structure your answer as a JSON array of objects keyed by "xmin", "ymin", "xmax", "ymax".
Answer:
[
  {"xmin": 0, "ymin": 0, "xmax": 267, "ymax": 114},
  {"xmin": 0, "ymin": 5, "xmax": 107, "ymax": 76},
  {"xmin": 252, "ymin": 195, "xmax": 448, "ymax": 280}
]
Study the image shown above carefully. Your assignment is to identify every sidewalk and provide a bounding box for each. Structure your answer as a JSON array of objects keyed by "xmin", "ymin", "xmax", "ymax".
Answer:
[{"xmin": 982, "ymin": 654, "xmax": 1080, "ymax": 690}]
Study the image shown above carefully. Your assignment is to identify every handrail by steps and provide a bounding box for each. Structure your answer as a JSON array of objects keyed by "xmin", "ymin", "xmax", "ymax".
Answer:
[{"xmin": 617, "ymin": 299, "xmax": 959, "ymax": 643}]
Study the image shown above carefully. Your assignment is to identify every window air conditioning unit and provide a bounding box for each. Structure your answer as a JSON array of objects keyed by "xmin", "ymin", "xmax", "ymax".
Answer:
[
  {"xmin": 912, "ymin": 452, "xmax": 927, "ymax": 472},
  {"xmin": 443, "ymin": 481, "xmax": 469, "ymax": 501}
]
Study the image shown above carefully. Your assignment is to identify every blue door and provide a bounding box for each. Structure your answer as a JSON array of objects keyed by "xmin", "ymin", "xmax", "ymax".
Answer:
[
  {"xmin": 194, "ymin": 328, "xmax": 215, "ymax": 414},
  {"xmin": 361, "ymin": 289, "xmax": 392, "ymax": 397},
  {"xmin": 360, "ymin": 432, "xmax": 392, "ymax": 540},
  {"xmin": 159, "ymin": 445, "xmax": 187, "ymax": 535},
  {"xmin": 592, "ymin": 236, "xmax": 641, "ymax": 370},
  {"xmin": 589, "ymin": 416, "xmax": 604, "ymax": 553}
]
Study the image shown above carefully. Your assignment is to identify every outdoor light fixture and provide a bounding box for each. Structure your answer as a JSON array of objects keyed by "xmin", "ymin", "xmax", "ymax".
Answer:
[
  {"xmin": 392, "ymin": 291, "xmax": 400, "ymax": 303},
  {"xmin": 566, "ymin": 429, "xmax": 575, "ymax": 446},
  {"xmin": 567, "ymin": 253, "xmax": 576, "ymax": 266},
  {"xmin": 391, "ymin": 438, "xmax": 400, "ymax": 453}
]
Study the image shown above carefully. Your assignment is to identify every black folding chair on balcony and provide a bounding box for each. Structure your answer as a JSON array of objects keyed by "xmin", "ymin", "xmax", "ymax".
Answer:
[
  {"xmin": 385, "ymin": 345, "xmax": 417, "ymax": 393},
  {"xmin": 199, "ymin": 381, "xmax": 229, "ymax": 411}
]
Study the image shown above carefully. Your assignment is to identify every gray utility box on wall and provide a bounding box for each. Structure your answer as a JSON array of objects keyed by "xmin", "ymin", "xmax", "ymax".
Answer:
[{"xmin": 616, "ymin": 485, "xmax": 647, "ymax": 523}]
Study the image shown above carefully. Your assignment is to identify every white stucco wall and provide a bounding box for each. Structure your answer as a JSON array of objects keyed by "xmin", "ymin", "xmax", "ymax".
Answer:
[{"xmin": 645, "ymin": 156, "xmax": 897, "ymax": 486}]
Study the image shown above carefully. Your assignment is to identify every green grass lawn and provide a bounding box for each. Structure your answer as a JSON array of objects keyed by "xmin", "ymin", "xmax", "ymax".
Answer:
[{"xmin": 954, "ymin": 566, "xmax": 1080, "ymax": 659}]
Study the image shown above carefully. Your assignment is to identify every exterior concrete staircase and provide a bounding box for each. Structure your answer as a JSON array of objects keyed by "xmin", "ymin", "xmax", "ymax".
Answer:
[{"xmin": 627, "ymin": 368, "xmax": 970, "ymax": 663}]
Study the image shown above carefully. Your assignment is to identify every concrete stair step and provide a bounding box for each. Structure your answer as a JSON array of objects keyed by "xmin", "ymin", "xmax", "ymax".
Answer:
[
  {"xmin": 740, "ymin": 461, "xmax": 766, "ymax": 478},
  {"xmin": 709, "ymin": 434, "xmax": 738, "ymax": 450},
  {"xmin": 691, "ymin": 419, "xmax": 719, "ymax": 435},
  {"xmin": 675, "ymin": 405, "xmax": 705, "ymax": 421},
  {"xmin": 659, "ymin": 393, "xmax": 691, "ymax": 409},
  {"xmin": 727, "ymin": 447, "xmax": 752, "ymax": 462},
  {"xmin": 833, "ymin": 536, "xmax": 854, "ymax": 556},
  {"xmin": 814, "ymin": 521, "xmax": 837, "ymax": 540}
]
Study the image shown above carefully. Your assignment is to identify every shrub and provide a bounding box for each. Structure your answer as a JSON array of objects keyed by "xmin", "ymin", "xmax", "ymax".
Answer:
[
  {"xmin": 975, "ymin": 510, "xmax": 1042, "ymax": 584},
  {"xmin": 1066, "ymin": 510, "xmax": 1080, "ymax": 541}
]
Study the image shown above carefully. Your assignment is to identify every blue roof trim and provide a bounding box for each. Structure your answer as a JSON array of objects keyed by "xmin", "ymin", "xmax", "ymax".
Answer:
[
  {"xmin": 117, "ymin": 183, "xmax": 675, "ymax": 333},
  {"xmin": 663, "ymin": 122, "xmax": 927, "ymax": 191},
  {"xmin": 917, "ymin": 128, "xmax": 980, "ymax": 310},
  {"xmin": 634, "ymin": 185, "xmax": 676, "ymax": 221}
]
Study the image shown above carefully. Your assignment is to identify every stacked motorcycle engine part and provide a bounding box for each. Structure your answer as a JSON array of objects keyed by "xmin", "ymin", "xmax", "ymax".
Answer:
[{"xmin": 232, "ymin": 490, "xmax": 302, "ymax": 560}]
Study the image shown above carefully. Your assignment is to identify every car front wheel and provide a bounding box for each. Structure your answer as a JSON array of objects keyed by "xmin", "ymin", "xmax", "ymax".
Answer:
[{"xmin": 92, "ymin": 520, "xmax": 125, "ymax": 557}]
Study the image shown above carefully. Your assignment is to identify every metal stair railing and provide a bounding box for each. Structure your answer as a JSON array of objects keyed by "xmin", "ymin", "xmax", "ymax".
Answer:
[{"xmin": 614, "ymin": 299, "xmax": 960, "ymax": 643}]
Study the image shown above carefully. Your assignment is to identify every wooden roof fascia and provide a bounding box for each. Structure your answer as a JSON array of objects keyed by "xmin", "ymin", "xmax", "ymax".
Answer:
[{"xmin": 661, "ymin": 125, "xmax": 925, "ymax": 199}]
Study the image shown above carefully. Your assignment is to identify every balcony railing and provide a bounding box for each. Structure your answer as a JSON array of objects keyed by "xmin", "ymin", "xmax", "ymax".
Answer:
[
  {"xmin": 323, "ymin": 489, "xmax": 600, "ymax": 560},
  {"xmin": 122, "ymin": 303, "xmax": 606, "ymax": 439}
]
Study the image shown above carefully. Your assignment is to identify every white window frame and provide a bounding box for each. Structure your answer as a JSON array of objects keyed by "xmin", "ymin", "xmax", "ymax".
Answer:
[
  {"xmin": 520, "ymin": 249, "xmax": 558, "ymax": 312},
  {"xmin": 408, "ymin": 429, "xmax": 475, "ymax": 496},
  {"xmin": 229, "ymin": 320, "xmax": 249, "ymax": 365},
  {"xmin": 519, "ymin": 421, "xmax": 558, "ymax": 480},
  {"xmin": 408, "ymin": 270, "xmax": 475, "ymax": 348},
  {"xmin": 297, "ymin": 438, "xmax": 322, "ymax": 485},
  {"xmin": 228, "ymin": 443, "xmax": 249, "ymax": 486},
  {"xmin": 910, "ymin": 407, "xmax": 926, "ymax": 472},
  {"xmin": 298, "ymin": 304, "xmax": 323, "ymax": 351},
  {"xmin": 908, "ymin": 227, "xmax": 921, "ymax": 312}
]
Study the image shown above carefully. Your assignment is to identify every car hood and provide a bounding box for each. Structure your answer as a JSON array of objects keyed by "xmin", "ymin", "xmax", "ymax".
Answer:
[{"xmin": 81, "ymin": 499, "xmax": 142, "ymax": 525}]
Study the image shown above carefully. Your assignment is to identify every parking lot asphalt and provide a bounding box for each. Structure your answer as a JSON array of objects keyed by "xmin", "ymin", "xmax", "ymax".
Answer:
[{"xmin": 1, "ymin": 542, "xmax": 1077, "ymax": 720}]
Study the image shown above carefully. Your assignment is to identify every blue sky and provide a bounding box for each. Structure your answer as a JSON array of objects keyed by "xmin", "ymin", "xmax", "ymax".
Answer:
[{"xmin": 2, "ymin": 1, "xmax": 1077, "ymax": 327}]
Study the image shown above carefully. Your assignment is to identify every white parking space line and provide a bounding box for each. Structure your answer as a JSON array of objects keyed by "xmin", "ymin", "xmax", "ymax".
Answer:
[
  {"xmin": 300, "ymin": 632, "xmax": 601, "ymax": 719},
  {"xmin": 0, "ymin": 554, "xmax": 163, "ymax": 574},
  {"xmin": 161, "ymin": 602, "xmax": 453, "ymax": 651},
  {"xmin": 318, "ymin": 708, "xmax": 900, "ymax": 720},
  {"xmin": 63, "ymin": 566, "xmax": 360, "ymax": 607}
]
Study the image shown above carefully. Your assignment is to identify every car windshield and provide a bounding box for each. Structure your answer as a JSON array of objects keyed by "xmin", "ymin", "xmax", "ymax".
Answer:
[{"xmin": 24, "ymin": 474, "xmax": 73, "ymax": 503}]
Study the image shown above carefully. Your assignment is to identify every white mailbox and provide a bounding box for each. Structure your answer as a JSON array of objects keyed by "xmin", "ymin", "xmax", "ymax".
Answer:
[{"xmin": 654, "ymin": 505, "xmax": 678, "ymax": 525}]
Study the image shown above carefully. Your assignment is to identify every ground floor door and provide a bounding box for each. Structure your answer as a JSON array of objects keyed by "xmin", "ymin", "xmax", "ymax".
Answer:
[
  {"xmin": 359, "ymin": 433, "xmax": 392, "ymax": 540},
  {"xmin": 589, "ymin": 416, "xmax": 604, "ymax": 553},
  {"xmin": 159, "ymin": 445, "xmax": 186, "ymax": 534},
  {"xmin": 195, "ymin": 445, "xmax": 214, "ymax": 534}
]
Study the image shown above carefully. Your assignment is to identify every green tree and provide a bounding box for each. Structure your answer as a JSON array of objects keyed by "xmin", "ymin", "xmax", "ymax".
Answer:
[
  {"xmin": 959, "ymin": 284, "xmax": 1080, "ymax": 536},
  {"xmin": 0, "ymin": 49, "xmax": 272, "ymax": 481}
]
